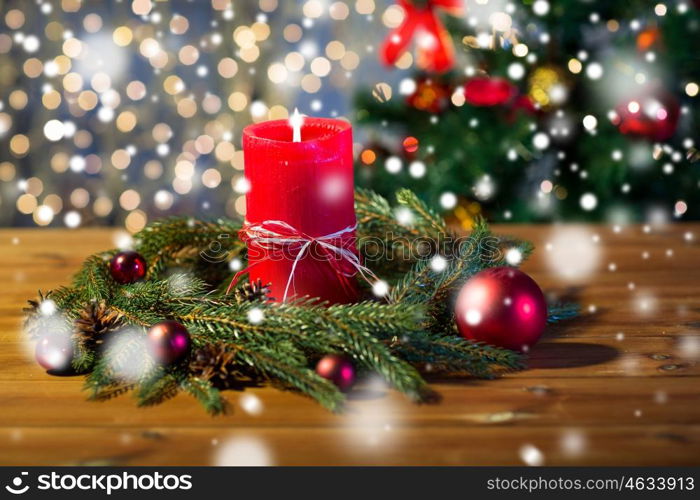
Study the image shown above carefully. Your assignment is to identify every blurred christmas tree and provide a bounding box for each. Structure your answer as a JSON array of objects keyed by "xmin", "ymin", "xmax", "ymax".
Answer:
[{"xmin": 354, "ymin": 0, "xmax": 700, "ymax": 224}]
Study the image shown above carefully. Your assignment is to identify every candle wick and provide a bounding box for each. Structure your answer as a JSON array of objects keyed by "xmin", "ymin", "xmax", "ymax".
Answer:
[{"xmin": 290, "ymin": 107, "xmax": 303, "ymax": 143}]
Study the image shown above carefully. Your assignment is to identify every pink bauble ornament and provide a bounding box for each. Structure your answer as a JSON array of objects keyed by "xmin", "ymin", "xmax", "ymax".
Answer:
[
  {"xmin": 147, "ymin": 320, "xmax": 191, "ymax": 365},
  {"xmin": 455, "ymin": 267, "xmax": 547, "ymax": 351},
  {"xmin": 110, "ymin": 251, "xmax": 147, "ymax": 284},
  {"xmin": 35, "ymin": 334, "xmax": 74, "ymax": 372},
  {"xmin": 315, "ymin": 354, "xmax": 355, "ymax": 391}
]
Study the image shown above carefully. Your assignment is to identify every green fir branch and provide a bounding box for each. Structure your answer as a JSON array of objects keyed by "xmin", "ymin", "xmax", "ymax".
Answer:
[
  {"xmin": 86, "ymin": 382, "xmax": 135, "ymax": 402},
  {"xmin": 232, "ymin": 343, "xmax": 344, "ymax": 412},
  {"xmin": 179, "ymin": 376, "xmax": 227, "ymax": 415},
  {"xmin": 547, "ymin": 302, "xmax": 580, "ymax": 323},
  {"xmin": 134, "ymin": 217, "xmax": 244, "ymax": 279},
  {"xmin": 135, "ymin": 370, "xmax": 181, "ymax": 407},
  {"xmin": 395, "ymin": 188, "xmax": 447, "ymax": 236},
  {"xmin": 72, "ymin": 254, "xmax": 115, "ymax": 303}
]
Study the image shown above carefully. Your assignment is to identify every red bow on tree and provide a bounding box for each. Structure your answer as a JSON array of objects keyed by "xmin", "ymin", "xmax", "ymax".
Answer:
[{"xmin": 380, "ymin": 0, "xmax": 464, "ymax": 73}]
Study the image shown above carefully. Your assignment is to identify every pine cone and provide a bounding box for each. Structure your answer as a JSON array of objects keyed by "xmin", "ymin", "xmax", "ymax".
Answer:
[
  {"xmin": 74, "ymin": 301, "xmax": 123, "ymax": 349},
  {"xmin": 232, "ymin": 279, "xmax": 271, "ymax": 303},
  {"xmin": 189, "ymin": 343, "xmax": 256, "ymax": 390}
]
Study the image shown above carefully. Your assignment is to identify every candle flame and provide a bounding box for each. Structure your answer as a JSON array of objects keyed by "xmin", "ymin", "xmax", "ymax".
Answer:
[{"xmin": 290, "ymin": 107, "xmax": 303, "ymax": 143}]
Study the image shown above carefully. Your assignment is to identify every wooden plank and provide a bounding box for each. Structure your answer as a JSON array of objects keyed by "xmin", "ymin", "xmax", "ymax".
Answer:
[
  {"xmin": 0, "ymin": 377, "xmax": 696, "ymax": 428},
  {"xmin": 0, "ymin": 226, "xmax": 699, "ymax": 465},
  {"xmin": 0, "ymin": 426, "xmax": 697, "ymax": 466}
]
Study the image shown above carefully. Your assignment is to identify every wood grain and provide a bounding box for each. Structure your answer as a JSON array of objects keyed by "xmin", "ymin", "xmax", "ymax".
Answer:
[{"xmin": 0, "ymin": 225, "xmax": 699, "ymax": 466}]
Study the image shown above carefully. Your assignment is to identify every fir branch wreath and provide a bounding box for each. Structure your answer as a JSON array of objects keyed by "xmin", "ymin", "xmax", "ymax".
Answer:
[{"xmin": 24, "ymin": 189, "xmax": 577, "ymax": 414}]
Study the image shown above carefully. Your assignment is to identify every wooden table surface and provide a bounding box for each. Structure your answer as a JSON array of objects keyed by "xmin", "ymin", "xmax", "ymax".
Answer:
[{"xmin": 1, "ymin": 225, "xmax": 699, "ymax": 466}]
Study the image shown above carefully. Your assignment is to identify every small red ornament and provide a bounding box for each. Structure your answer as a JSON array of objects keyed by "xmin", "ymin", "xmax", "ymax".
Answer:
[
  {"xmin": 455, "ymin": 267, "xmax": 547, "ymax": 352},
  {"xmin": 109, "ymin": 251, "xmax": 147, "ymax": 284},
  {"xmin": 403, "ymin": 136, "xmax": 419, "ymax": 153},
  {"xmin": 147, "ymin": 320, "xmax": 191, "ymax": 365},
  {"xmin": 315, "ymin": 354, "xmax": 356, "ymax": 391},
  {"xmin": 463, "ymin": 77, "xmax": 517, "ymax": 107},
  {"xmin": 35, "ymin": 334, "xmax": 74, "ymax": 372},
  {"xmin": 613, "ymin": 86, "xmax": 679, "ymax": 141}
]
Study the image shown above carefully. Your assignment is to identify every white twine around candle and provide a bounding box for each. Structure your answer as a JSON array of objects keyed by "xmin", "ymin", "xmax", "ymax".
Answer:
[{"xmin": 229, "ymin": 220, "xmax": 381, "ymax": 302}]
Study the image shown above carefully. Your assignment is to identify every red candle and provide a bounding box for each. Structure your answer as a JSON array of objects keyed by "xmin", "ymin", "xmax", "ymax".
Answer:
[{"xmin": 241, "ymin": 116, "xmax": 359, "ymax": 303}]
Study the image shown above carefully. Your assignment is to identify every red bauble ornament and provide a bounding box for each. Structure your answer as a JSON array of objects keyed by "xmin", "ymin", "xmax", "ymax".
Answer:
[
  {"xmin": 315, "ymin": 354, "xmax": 356, "ymax": 391},
  {"xmin": 463, "ymin": 77, "xmax": 517, "ymax": 107},
  {"xmin": 147, "ymin": 320, "xmax": 191, "ymax": 365},
  {"xmin": 403, "ymin": 136, "xmax": 419, "ymax": 153},
  {"xmin": 455, "ymin": 267, "xmax": 547, "ymax": 352},
  {"xmin": 613, "ymin": 87, "xmax": 679, "ymax": 141},
  {"xmin": 35, "ymin": 334, "xmax": 74, "ymax": 372},
  {"xmin": 109, "ymin": 251, "xmax": 147, "ymax": 284}
]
